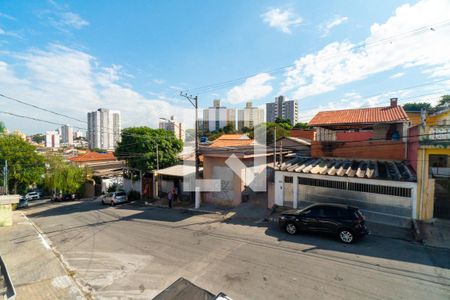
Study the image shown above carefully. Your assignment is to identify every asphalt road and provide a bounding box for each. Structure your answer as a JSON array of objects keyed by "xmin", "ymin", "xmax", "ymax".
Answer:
[{"xmin": 24, "ymin": 200, "xmax": 450, "ymax": 300}]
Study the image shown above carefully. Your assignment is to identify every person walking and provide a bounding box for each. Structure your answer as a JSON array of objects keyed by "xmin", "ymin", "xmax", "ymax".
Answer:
[
  {"xmin": 172, "ymin": 186, "xmax": 178, "ymax": 202},
  {"xmin": 168, "ymin": 190, "xmax": 173, "ymax": 208}
]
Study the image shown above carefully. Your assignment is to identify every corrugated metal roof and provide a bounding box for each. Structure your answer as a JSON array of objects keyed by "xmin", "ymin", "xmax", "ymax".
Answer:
[
  {"xmin": 278, "ymin": 157, "xmax": 416, "ymax": 181},
  {"xmin": 309, "ymin": 105, "xmax": 409, "ymax": 126}
]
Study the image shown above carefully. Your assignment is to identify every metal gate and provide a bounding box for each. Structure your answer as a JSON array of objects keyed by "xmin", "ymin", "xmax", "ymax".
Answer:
[
  {"xmin": 283, "ymin": 176, "xmax": 294, "ymax": 207},
  {"xmin": 434, "ymin": 177, "xmax": 450, "ymax": 219}
]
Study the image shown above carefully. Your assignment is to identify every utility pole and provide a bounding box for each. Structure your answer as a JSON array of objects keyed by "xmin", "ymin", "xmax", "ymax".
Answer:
[
  {"xmin": 156, "ymin": 143, "xmax": 159, "ymax": 171},
  {"xmin": 179, "ymin": 92, "xmax": 199, "ymax": 181},
  {"xmin": 279, "ymin": 141, "xmax": 283, "ymax": 167},
  {"xmin": 273, "ymin": 128, "xmax": 277, "ymax": 168},
  {"xmin": 3, "ymin": 160, "xmax": 8, "ymax": 195}
]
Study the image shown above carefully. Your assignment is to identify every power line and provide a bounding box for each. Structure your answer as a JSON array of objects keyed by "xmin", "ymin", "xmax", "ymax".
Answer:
[
  {"xmin": 182, "ymin": 19, "xmax": 450, "ymax": 95},
  {"xmin": 0, "ymin": 93, "xmax": 85, "ymax": 123}
]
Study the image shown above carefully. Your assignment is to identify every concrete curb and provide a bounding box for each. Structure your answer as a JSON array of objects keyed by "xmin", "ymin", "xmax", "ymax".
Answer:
[
  {"xmin": 0, "ymin": 255, "xmax": 16, "ymax": 300},
  {"xmin": 20, "ymin": 212, "xmax": 92, "ymax": 299},
  {"xmin": 143, "ymin": 202, "xmax": 228, "ymax": 216}
]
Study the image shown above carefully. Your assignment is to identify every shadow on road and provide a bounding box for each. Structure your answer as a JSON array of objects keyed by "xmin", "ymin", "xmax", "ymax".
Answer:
[
  {"xmin": 264, "ymin": 222, "xmax": 450, "ymax": 270},
  {"xmin": 25, "ymin": 199, "xmax": 450, "ymax": 273}
]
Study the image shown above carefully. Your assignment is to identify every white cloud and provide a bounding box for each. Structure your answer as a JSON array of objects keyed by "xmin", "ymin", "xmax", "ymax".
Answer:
[
  {"xmin": 0, "ymin": 12, "xmax": 16, "ymax": 21},
  {"xmin": 226, "ymin": 73, "xmax": 274, "ymax": 104},
  {"xmin": 59, "ymin": 12, "xmax": 89, "ymax": 29},
  {"xmin": 39, "ymin": 2, "xmax": 89, "ymax": 31},
  {"xmin": 281, "ymin": 0, "xmax": 450, "ymax": 100},
  {"xmin": 320, "ymin": 15, "xmax": 348, "ymax": 37},
  {"xmin": 390, "ymin": 72, "xmax": 404, "ymax": 79},
  {"xmin": 0, "ymin": 26, "xmax": 22, "ymax": 39},
  {"xmin": 261, "ymin": 8, "xmax": 303, "ymax": 34},
  {"xmin": 0, "ymin": 45, "xmax": 195, "ymax": 134}
]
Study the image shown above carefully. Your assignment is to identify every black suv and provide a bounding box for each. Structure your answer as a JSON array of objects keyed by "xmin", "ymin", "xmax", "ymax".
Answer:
[{"xmin": 278, "ymin": 203, "xmax": 369, "ymax": 243}]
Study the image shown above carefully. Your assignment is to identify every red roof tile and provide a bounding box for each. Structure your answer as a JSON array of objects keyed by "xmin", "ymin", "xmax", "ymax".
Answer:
[
  {"xmin": 209, "ymin": 134, "xmax": 254, "ymax": 148},
  {"xmin": 308, "ymin": 105, "xmax": 409, "ymax": 126},
  {"xmin": 69, "ymin": 151, "xmax": 116, "ymax": 162}
]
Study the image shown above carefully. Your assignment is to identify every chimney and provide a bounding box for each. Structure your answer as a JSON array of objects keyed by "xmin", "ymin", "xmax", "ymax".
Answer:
[{"xmin": 390, "ymin": 98, "xmax": 398, "ymax": 107}]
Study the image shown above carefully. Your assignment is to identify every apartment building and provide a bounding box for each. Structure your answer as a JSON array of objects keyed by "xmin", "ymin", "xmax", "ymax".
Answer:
[
  {"xmin": 61, "ymin": 124, "xmax": 73, "ymax": 146},
  {"xmin": 87, "ymin": 108, "xmax": 121, "ymax": 150},
  {"xmin": 202, "ymin": 99, "xmax": 236, "ymax": 132},
  {"xmin": 159, "ymin": 116, "xmax": 185, "ymax": 142},
  {"xmin": 237, "ymin": 102, "xmax": 264, "ymax": 131},
  {"xmin": 266, "ymin": 95, "xmax": 298, "ymax": 126},
  {"xmin": 45, "ymin": 130, "xmax": 60, "ymax": 148}
]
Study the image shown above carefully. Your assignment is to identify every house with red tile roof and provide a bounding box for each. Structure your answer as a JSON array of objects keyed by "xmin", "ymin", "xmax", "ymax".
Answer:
[
  {"xmin": 200, "ymin": 134, "xmax": 271, "ymax": 207},
  {"xmin": 273, "ymin": 98, "xmax": 418, "ymax": 227},
  {"xmin": 308, "ymin": 98, "xmax": 410, "ymax": 160},
  {"xmin": 69, "ymin": 151, "xmax": 117, "ymax": 164}
]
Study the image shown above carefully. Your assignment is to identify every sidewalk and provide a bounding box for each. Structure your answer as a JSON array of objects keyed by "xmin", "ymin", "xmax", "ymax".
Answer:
[
  {"xmin": 0, "ymin": 211, "xmax": 84, "ymax": 300},
  {"xmin": 416, "ymin": 219, "xmax": 450, "ymax": 249},
  {"xmin": 138, "ymin": 198, "xmax": 232, "ymax": 215}
]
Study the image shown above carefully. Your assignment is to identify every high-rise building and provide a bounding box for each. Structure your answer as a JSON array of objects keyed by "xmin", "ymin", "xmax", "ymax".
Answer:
[
  {"xmin": 61, "ymin": 125, "xmax": 74, "ymax": 146},
  {"xmin": 87, "ymin": 108, "xmax": 121, "ymax": 150},
  {"xmin": 202, "ymin": 99, "xmax": 236, "ymax": 132},
  {"xmin": 74, "ymin": 130, "xmax": 84, "ymax": 139},
  {"xmin": 159, "ymin": 116, "xmax": 185, "ymax": 142},
  {"xmin": 45, "ymin": 131, "xmax": 60, "ymax": 148},
  {"xmin": 266, "ymin": 95, "xmax": 298, "ymax": 126},
  {"xmin": 237, "ymin": 102, "xmax": 264, "ymax": 131}
]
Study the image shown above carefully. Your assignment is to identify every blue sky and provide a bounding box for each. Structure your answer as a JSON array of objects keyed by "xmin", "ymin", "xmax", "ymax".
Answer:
[{"xmin": 1, "ymin": 0, "xmax": 450, "ymax": 134}]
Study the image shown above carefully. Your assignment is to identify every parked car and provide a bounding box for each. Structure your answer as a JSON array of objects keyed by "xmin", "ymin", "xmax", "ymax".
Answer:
[
  {"xmin": 17, "ymin": 196, "xmax": 29, "ymax": 209},
  {"xmin": 101, "ymin": 191, "xmax": 128, "ymax": 206},
  {"xmin": 25, "ymin": 191, "xmax": 40, "ymax": 200},
  {"xmin": 278, "ymin": 203, "xmax": 369, "ymax": 243},
  {"xmin": 51, "ymin": 193, "xmax": 77, "ymax": 201}
]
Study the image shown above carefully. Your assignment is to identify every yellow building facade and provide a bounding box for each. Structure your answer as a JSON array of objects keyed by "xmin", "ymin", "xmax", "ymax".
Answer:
[{"xmin": 415, "ymin": 108, "xmax": 450, "ymax": 220}]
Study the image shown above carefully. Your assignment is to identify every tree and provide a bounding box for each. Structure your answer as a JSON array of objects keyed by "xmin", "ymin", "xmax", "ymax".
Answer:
[
  {"xmin": 115, "ymin": 127, "xmax": 183, "ymax": 172},
  {"xmin": 274, "ymin": 117, "xmax": 293, "ymax": 130},
  {"xmin": 0, "ymin": 135, "xmax": 45, "ymax": 194},
  {"xmin": 31, "ymin": 133, "xmax": 46, "ymax": 144},
  {"xmin": 435, "ymin": 95, "xmax": 450, "ymax": 110},
  {"xmin": 44, "ymin": 154, "xmax": 87, "ymax": 194},
  {"xmin": 91, "ymin": 148, "xmax": 107, "ymax": 153},
  {"xmin": 403, "ymin": 102, "xmax": 432, "ymax": 112},
  {"xmin": 250, "ymin": 122, "xmax": 290, "ymax": 144},
  {"xmin": 0, "ymin": 121, "xmax": 5, "ymax": 134},
  {"xmin": 293, "ymin": 122, "xmax": 310, "ymax": 129}
]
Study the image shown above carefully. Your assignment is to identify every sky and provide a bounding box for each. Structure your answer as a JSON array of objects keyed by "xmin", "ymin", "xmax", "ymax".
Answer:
[{"xmin": 0, "ymin": 0, "xmax": 450, "ymax": 134}]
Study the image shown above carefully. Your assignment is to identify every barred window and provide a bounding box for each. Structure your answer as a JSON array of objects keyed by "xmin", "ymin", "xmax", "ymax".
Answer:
[
  {"xmin": 284, "ymin": 176, "xmax": 293, "ymax": 183},
  {"xmin": 298, "ymin": 177, "xmax": 412, "ymax": 198}
]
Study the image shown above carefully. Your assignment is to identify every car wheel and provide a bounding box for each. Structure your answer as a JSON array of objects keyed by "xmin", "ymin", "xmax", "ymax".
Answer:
[
  {"xmin": 101, "ymin": 199, "xmax": 105, "ymax": 205},
  {"xmin": 285, "ymin": 223, "xmax": 297, "ymax": 235},
  {"xmin": 111, "ymin": 201, "xmax": 116, "ymax": 206},
  {"xmin": 338, "ymin": 229, "xmax": 354, "ymax": 244}
]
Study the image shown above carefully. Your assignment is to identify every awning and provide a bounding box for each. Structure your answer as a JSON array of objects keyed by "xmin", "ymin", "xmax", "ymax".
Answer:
[{"xmin": 154, "ymin": 165, "xmax": 201, "ymax": 177}]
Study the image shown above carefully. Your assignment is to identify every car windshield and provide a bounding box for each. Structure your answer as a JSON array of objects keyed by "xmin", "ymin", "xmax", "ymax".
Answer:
[{"xmin": 116, "ymin": 192, "xmax": 126, "ymax": 196}]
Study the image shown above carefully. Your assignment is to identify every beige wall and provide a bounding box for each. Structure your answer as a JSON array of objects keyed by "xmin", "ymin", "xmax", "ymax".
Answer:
[{"xmin": 203, "ymin": 155, "xmax": 248, "ymax": 207}]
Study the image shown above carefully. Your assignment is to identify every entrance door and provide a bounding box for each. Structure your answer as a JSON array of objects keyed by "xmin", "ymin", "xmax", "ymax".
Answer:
[
  {"xmin": 283, "ymin": 176, "xmax": 294, "ymax": 207},
  {"xmin": 434, "ymin": 177, "xmax": 450, "ymax": 219}
]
